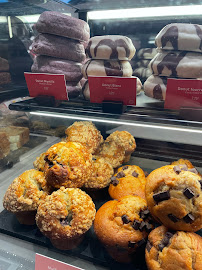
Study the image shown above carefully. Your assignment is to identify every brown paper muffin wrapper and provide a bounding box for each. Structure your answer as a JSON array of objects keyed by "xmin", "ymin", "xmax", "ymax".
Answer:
[
  {"xmin": 15, "ymin": 210, "xmax": 36, "ymax": 225},
  {"xmin": 50, "ymin": 235, "xmax": 84, "ymax": 250}
]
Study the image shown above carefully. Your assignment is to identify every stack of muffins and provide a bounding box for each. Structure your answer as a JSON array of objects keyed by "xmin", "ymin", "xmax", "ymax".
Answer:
[
  {"xmin": 31, "ymin": 11, "xmax": 90, "ymax": 98},
  {"xmin": 133, "ymin": 48, "xmax": 156, "ymax": 83},
  {"xmin": 82, "ymin": 35, "xmax": 143, "ymax": 99},
  {"xmin": 0, "ymin": 57, "xmax": 11, "ymax": 87},
  {"xmin": 144, "ymin": 23, "xmax": 202, "ymax": 101}
]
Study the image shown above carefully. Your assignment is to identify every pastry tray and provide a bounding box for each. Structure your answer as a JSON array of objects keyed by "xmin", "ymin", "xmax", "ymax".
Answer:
[
  {"xmin": 0, "ymin": 197, "xmax": 202, "ymax": 270},
  {"xmin": 0, "ymin": 206, "xmax": 146, "ymax": 270}
]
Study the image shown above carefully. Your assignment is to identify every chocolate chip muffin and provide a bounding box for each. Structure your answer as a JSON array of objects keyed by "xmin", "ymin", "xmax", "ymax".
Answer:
[
  {"xmin": 171, "ymin": 159, "xmax": 202, "ymax": 177},
  {"xmin": 44, "ymin": 142, "xmax": 93, "ymax": 189},
  {"xmin": 145, "ymin": 225, "xmax": 202, "ymax": 270},
  {"xmin": 94, "ymin": 195, "xmax": 154, "ymax": 263},
  {"xmin": 95, "ymin": 140, "xmax": 125, "ymax": 169},
  {"xmin": 3, "ymin": 169, "xmax": 49, "ymax": 225},
  {"xmin": 33, "ymin": 152, "xmax": 46, "ymax": 172},
  {"xmin": 36, "ymin": 187, "xmax": 96, "ymax": 250},
  {"xmin": 83, "ymin": 157, "xmax": 114, "ymax": 189},
  {"xmin": 145, "ymin": 165, "xmax": 202, "ymax": 232},
  {"xmin": 108, "ymin": 165, "xmax": 146, "ymax": 200}
]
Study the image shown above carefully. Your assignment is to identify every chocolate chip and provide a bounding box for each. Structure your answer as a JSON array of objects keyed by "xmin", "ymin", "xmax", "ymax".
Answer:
[
  {"xmin": 132, "ymin": 171, "xmax": 139, "ymax": 177},
  {"xmin": 168, "ymin": 214, "xmax": 179, "ymax": 223},
  {"xmin": 92, "ymin": 157, "xmax": 97, "ymax": 161},
  {"xmin": 183, "ymin": 213, "xmax": 195, "ymax": 223},
  {"xmin": 139, "ymin": 221, "xmax": 146, "ymax": 232},
  {"xmin": 140, "ymin": 209, "xmax": 150, "ymax": 219},
  {"xmin": 173, "ymin": 165, "xmax": 181, "ymax": 174},
  {"xmin": 183, "ymin": 188, "xmax": 195, "ymax": 199},
  {"xmin": 128, "ymin": 241, "xmax": 136, "ymax": 248},
  {"xmin": 145, "ymin": 222, "xmax": 153, "ymax": 233},
  {"xmin": 146, "ymin": 241, "xmax": 152, "ymax": 252},
  {"xmin": 132, "ymin": 220, "xmax": 141, "ymax": 230},
  {"xmin": 48, "ymin": 161, "xmax": 54, "ymax": 168},
  {"xmin": 111, "ymin": 177, "xmax": 119, "ymax": 186},
  {"xmin": 189, "ymin": 168, "xmax": 198, "ymax": 174},
  {"xmin": 116, "ymin": 171, "xmax": 125, "ymax": 178},
  {"xmin": 199, "ymin": 180, "xmax": 202, "ymax": 190},
  {"xmin": 153, "ymin": 191, "xmax": 170, "ymax": 203},
  {"xmin": 144, "ymin": 171, "xmax": 149, "ymax": 177},
  {"xmin": 181, "ymin": 164, "xmax": 188, "ymax": 171},
  {"xmin": 137, "ymin": 239, "xmax": 146, "ymax": 247},
  {"xmin": 122, "ymin": 166, "xmax": 128, "ymax": 170},
  {"xmin": 158, "ymin": 243, "xmax": 165, "ymax": 251},
  {"xmin": 165, "ymin": 232, "xmax": 174, "ymax": 239},
  {"xmin": 122, "ymin": 214, "xmax": 130, "ymax": 224}
]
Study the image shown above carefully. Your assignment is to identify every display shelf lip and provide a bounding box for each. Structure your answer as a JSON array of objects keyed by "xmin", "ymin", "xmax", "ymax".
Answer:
[{"xmin": 9, "ymin": 98, "xmax": 202, "ymax": 129}]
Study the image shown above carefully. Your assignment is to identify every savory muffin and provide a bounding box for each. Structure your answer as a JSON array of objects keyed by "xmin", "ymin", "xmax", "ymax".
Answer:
[
  {"xmin": 36, "ymin": 187, "xmax": 96, "ymax": 250},
  {"xmin": 145, "ymin": 225, "xmax": 202, "ymax": 270},
  {"xmin": 44, "ymin": 142, "xmax": 93, "ymax": 189},
  {"xmin": 3, "ymin": 169, "xmax": 49, "ymax": 225},
  {"xmin": 33, "ymin": 152, "xmax": 46, "ymax": 171},
  {"xmin": 105, "ymin": 131, "xmax": 136, "ymax": 156},
  {"xmin": 83, "ymin": 157, "xmax": 114, "ymax": 189},
  {"xmin": 65, "ymin": 121, "xmax": 103, "ymax": 154},
  {"xmin": 145, "ymin": 165, "xmax": 202, "ymax": 232},
  {"xmin": 95, "ymin": 140, "xmax": 125, "ymax": 168},
  {"xmin": 94, "ymin": 195, "xmax": 154, "ymax": 263},
  {"xmin": 108, "ymin": 165, "xmax": 146, "ymax": 200}
]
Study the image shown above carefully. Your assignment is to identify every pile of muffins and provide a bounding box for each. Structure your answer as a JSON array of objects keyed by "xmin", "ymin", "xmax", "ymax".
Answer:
[
  {"xmin": 82, "ymin": 35, "xmax": 143, "ymax": 99},
  {"xmin": 31, "ymin": 11, "xmax": 89, "ymax": 98},
  {"xmin": 2, "ymin": 121, "xmax": 137, "ymax": 250},
  {"xmin": 144, "ymin": 23, "xmax": 202, "ymax": 101},
  {"xmin": 2, "ymin": 121, "xmax": 202, "ymax": 269}
]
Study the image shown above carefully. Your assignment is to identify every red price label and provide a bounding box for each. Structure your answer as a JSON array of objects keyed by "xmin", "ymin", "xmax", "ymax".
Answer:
[
  {"xmin": 88, "ymin": 76, "xmax": 137, "ymax": 105},
  {"xmin": 24, "ymin": 72, "xmax": 68, "ymax": 101},
  {"xmin": 35, "ymin": 254, "xmax": 84, "ymax": 270},
  {"xmin": 165, "ymin": 78, "xmax": 202, "ymax": 110}
]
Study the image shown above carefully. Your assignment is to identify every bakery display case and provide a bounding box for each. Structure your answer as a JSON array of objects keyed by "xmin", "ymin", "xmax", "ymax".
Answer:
[{"xmin": 0, "ymin": 1, "xmax": 202, "ymax": 270}]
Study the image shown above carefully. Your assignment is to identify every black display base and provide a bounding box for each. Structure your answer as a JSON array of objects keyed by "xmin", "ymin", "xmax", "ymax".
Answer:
[{"xmin": 0, "ymin": 209, "xmax": 148, "ymax": 270}]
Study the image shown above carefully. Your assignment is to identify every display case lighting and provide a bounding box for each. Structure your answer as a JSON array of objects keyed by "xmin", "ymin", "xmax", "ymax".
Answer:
[
  {"xmin": 30, "ymin": 111, "xmax": 202, "ymax": 134},
  {"xmin": 87, "ymin": 5, "xmax": 202, "ymax": 20}
]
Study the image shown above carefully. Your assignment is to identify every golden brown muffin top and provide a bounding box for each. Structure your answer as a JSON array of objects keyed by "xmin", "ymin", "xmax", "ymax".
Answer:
[
  {"xmin": 146, "ymin": 165, "xmax": 202, "ymax": 232},
  {"xmin": 33, "ymin": 152, "xmax": 46, "ymax": 172},
  {"xmin": 44, "ymin": 141, "xmax": 93, "ymax": 188},
  {"xmin": 83, "ymin": 157, "xmax": 114, "ymax": 189},
  {"xmin": 36, "ymin": 187, "xmax": 96, "ymax": 239},
  {"xmin": 3, "ymin": 169, "xmax": 49, "ymax": 212},
  {"xmin": 116, "ymin": 165, "xmax": 146, "ymax": 184},
  {"xmin": 146, "ymin": 226, "xmax": 202, "ymax": 270},
  {"xmin": 171, "ymin": 159, "xmax": 194, "ymax": 169},
  {"xmin": 95, "ymin": 140, "xmax": 125, "ymax": 168},
  {"xmin": 65, "ymin": 121, "xmax": 103, "ymax": 154},
  {"xmin": 94, "ymin": 195, "xmax": 153, "ymax": 249},
  {"xmin": 108, "ymin": 175, "xmax": 146, "ymax": 200},
  {"xmin": 105, "ymin": 131, "xmax": 136, "ymax": 155}
]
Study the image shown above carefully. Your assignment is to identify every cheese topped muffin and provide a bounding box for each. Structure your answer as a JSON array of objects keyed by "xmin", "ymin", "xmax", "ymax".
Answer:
[
  {"xmin": 36, "ymin": 187, "xmax": 96, "ymax": 250},
  {"xmin": 44, "ymin": 141, "xmax": 93, "ymax": 189},
  {"xmin": 65, "ymin": 121, "xmax": 103, "ymax": 154},
  {"xmin": 3, "ymin": 169, "xmax": 49, "ymax": 225}
]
